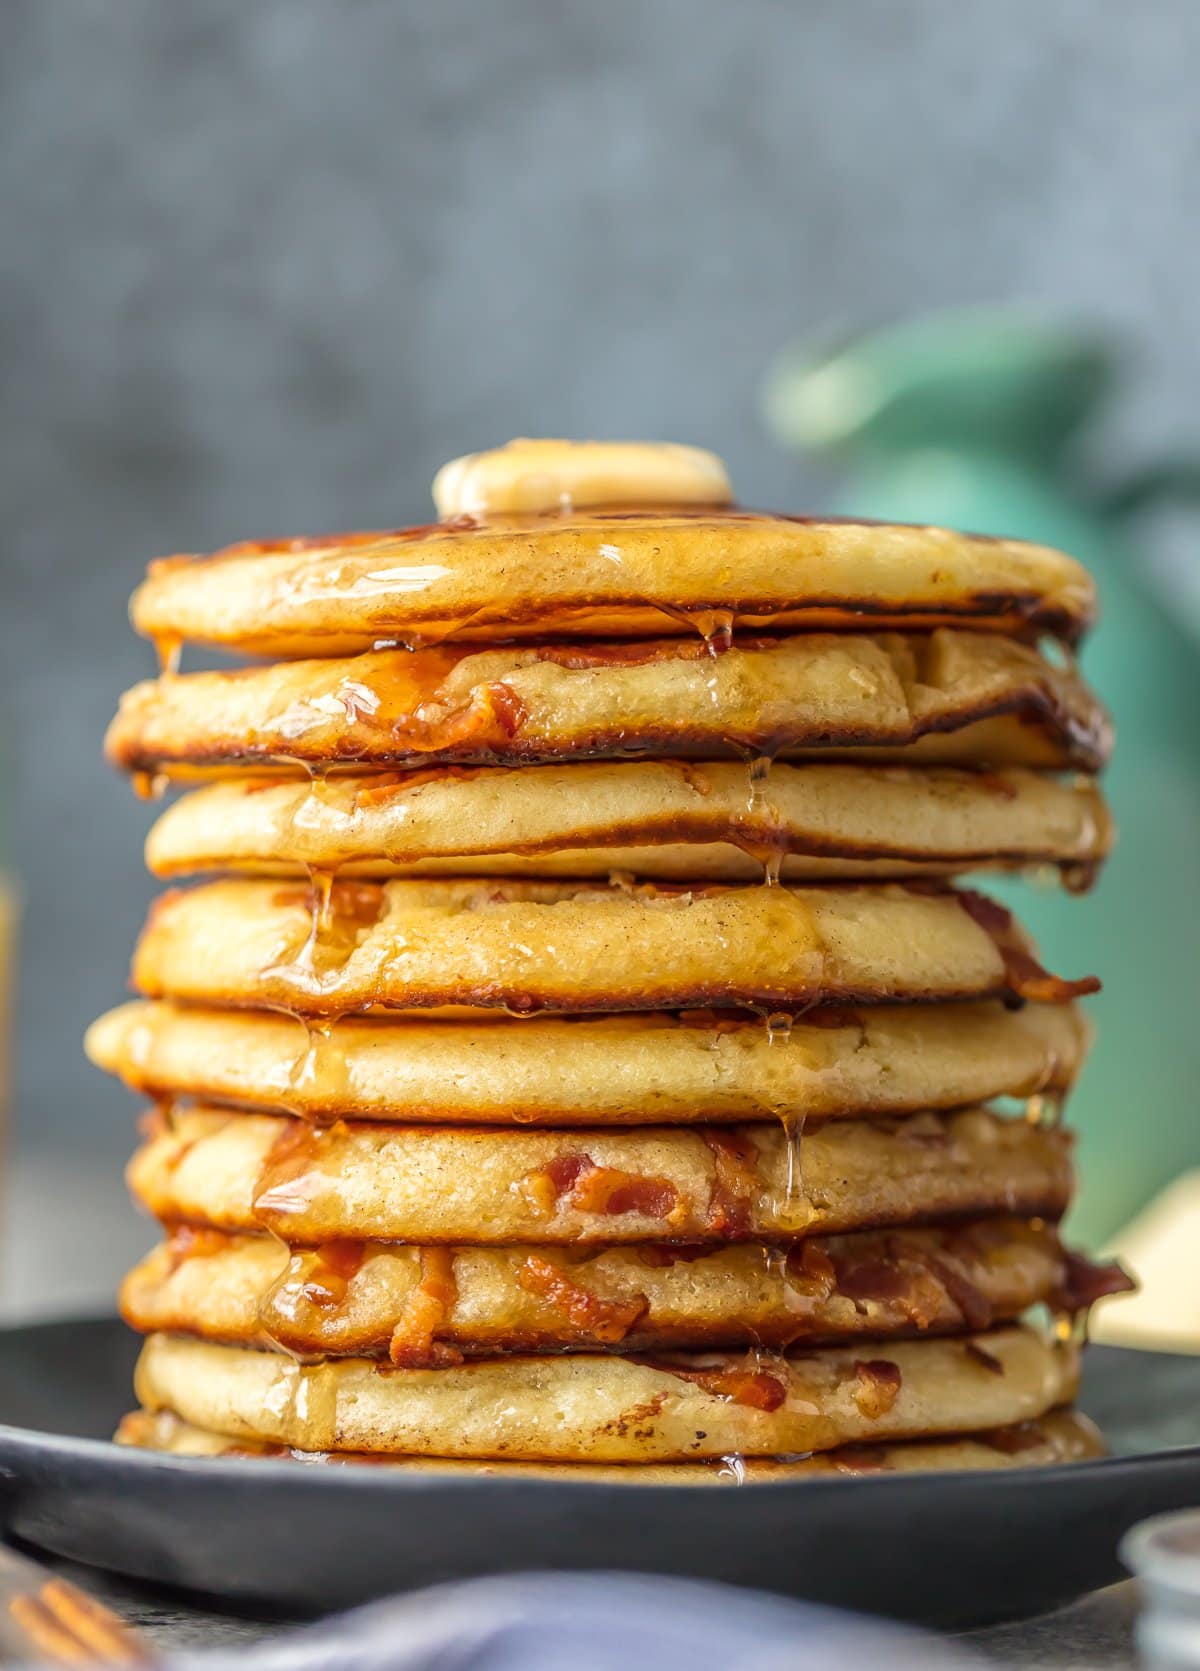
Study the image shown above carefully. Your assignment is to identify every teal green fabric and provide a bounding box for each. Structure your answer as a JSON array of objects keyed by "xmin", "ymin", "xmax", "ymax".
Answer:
[{"xmin": 765, "ymin": 313, "xmax": 1200, "ymax": 1240}]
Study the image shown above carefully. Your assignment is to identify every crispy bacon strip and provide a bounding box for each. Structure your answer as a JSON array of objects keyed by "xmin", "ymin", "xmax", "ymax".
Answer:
[
  {"xmin": 388, "ymin": 1249, "xmax": 463, "ymax": 1368},
  {"xmin": 516, "ymin": 1254, "xmax": 648, "ymax": 1344},
  {"xmin": 852, "ymin": 1358, "xmax": 903, "ymax": 1418}
]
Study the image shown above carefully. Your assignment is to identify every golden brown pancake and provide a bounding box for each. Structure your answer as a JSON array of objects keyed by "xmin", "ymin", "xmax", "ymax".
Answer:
[
  {"xmin": 142, "ymin": 762, "xmax": 1111, "ymax": 885},
  {"xmin": 116, "ymin": 1405, "xmax": 1105, "ymax": 1476},
  {"xmin": 119, "ymin": 1218, "xmax": 1083, "ymax": 1359},
  {"xmin": 105, "ymin": 630, "xmax": 1110, "ymax": 778},
  {"xmin": 129, "ymin": 878, "xmax": 1098, "ymax": 1015},
  {"xmin": 87, "ymin": 998, "xmax": 1089, "ymax": 1126},
  {"xmin": 127, "ymin": 511, "xmax": 1096, "ymax": 658},
  {"xmin": 130, "ymin": 1325, "xmax": 1080, "ymax": 1460},
  {"xmin": 127, "ymin": 1107, "xmax": 1073, "ymax": 1245}
]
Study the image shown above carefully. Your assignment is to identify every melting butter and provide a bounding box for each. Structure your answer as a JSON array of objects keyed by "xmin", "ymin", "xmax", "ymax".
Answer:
[{"xmin": 432, "ymin": 438, "xmax": 733, "ymax": 519}]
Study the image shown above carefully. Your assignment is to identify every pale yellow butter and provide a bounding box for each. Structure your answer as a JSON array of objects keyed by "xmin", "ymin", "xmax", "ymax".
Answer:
[{"xmin": 432, "ymin": 438, "xmax": 733, "ymax": 519}]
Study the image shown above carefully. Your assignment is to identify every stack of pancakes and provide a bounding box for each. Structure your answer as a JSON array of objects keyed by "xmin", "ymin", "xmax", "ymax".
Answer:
[{"xmin": 89, "ymin": 438, "xmax": 1131, "ymax": 1479}]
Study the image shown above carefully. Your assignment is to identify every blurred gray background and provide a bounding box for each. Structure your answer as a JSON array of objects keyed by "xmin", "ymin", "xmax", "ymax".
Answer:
[{"xmin": 3, "ymin": 0, "xmax": 1199, "ymax": 1209}]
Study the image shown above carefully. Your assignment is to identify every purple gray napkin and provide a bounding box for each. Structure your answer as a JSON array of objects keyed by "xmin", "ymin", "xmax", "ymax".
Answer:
[{"xmin": 178, "ymin": 1572, "xmax": 980, "ymax": 1671}]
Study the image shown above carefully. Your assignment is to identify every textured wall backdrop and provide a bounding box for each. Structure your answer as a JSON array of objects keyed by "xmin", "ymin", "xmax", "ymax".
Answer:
[{"xmin": 3, "ymin": 0, "xmax": 1199, "ymax": 1158}]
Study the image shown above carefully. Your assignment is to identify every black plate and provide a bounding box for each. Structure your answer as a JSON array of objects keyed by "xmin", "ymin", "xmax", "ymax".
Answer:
[{"xmin": 2, "ymin": 1317, "xmax": 1200, "ymax": 1627}]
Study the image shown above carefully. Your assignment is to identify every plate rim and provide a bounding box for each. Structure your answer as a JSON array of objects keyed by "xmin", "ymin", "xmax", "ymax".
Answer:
[{"xmin": 1, "ymin": 1312, "xmax": 1198, "ymax": 1499}]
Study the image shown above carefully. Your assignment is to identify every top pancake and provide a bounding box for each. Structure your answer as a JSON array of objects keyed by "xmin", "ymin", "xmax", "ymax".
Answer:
[{"xmin": 129, "ymin": 511, "xmax": 1096, "ymax": 659}]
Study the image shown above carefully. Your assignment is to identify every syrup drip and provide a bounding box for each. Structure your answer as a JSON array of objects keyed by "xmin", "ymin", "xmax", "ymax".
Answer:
[
  {"xmin": 654, "ymin": 600, "xmax": 738, "ymax": 655},
  {"xmin": 760, "ymin": 844, "xmax": 785, "ymax": 889},
  {"xmin": 151, "ymin": 631, "xmax": 182, "ymax": 677},
  {"xmin": 698, "ymin": 608, "xmax": 735, "ymax": 713},
  {"xmin": 132, "ymin": 769, "xmax": 168, "ymax": 801},
  {"xmin": 282, "ymin": 1012, "xmax": 350, "ymax": 1122},
  {"xmin": 763, "ymin": 1012, "xmax": 807, "ymax": 1211},
  {"xmin": 749, "ymin": 1341, "xmax": 793, "ymax": 1407},
  {"xmin": 264, "ymin": 878, "xmax": 387, "ymax": 1001},
  {"xmin": 257, "ymin": 758, "xmax": 366, "ymax": 1111},
  {"xmin": 1053, "ymin": 1309, "xmax": 1089, "ymax": 1347},
  {"xmin": 263, "ymin": 1356, "xmax": 339, "ymax": 1453},
  {"xmin": 748, "ymin": 1006, "xmax": 810, "ymax": 1235},
  {"xmin": 257, "ymin": 1239, "xmax": 367, "ymax": 1360},
  {"xmin": 746, "ymin": 753, "xmax": 772, "ymax": 815},
  {"xmin": 141, "ymin": 1093, "xmax": 183, "ymax": 1138},
  {"xmin": 716, "ymin": 1452, "xmax": 748, "ymax": 1484},
  {"xmin": 760, "ymin": 1243, "xmax": 809, "ymax": 1343},
  {"xmin": 1024, "ymin": 1088, "xmax": 1067, "ymax": 1130},
  {"xmin": 253, "ymin": 1118, "xmax": 336, "ymax": 1229},
  {"xmin": 737, "ymin": 752, "xmax": 789, "ymax": 885}
]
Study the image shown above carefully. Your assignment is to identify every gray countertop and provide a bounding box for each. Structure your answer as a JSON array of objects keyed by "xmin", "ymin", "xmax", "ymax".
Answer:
[{"xmin": 1, "ymin": 1154, "xmax": 1141, "ymax": 1667}]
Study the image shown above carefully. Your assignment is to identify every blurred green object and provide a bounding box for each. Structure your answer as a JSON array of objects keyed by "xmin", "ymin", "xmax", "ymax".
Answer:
[{"xmin": 764, "ymin": 310, "xmax": 1200, "ymax": 1243}]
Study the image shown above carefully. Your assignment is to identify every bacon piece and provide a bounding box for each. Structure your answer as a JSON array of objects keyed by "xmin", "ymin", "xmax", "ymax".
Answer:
[
  {"xmin": 964, "ymin": 1341, "xmax": 1005, "ymax": 1375},
  {"xmin": 297, "ymin": 1240, "xmax": 366, "ymax": 1310},
  {"xmin": 520, "ymin": 1153, "xmax": 681, "ymax": 1222},
  {"xmin": 1057, "ymin": 1251, "xmax": 1136, "ymax": 1313},
  {"xmin": 388, "ymin": 1248, "xmax": 463, "ymax": 1368},
  {"xmin": 981, "ymin": 1420, "xmax": 1045, "ymax": 1455},
  {"xmin": 787, "ymin": 1240, "xmax": 838, "ymax": 1298},
  {"xmin": 830, "ymin": 1444, "xmax": 891, "ymax": 1474},
  {"xmin": 163, "ymin": 1224, "xmax": 229, "ymax": 1272},
  {"xmin": 852, "ymin": 1358, "xmax": 902, "ymax": 1418},
  {"xmin": 921, "ymin": 1251, "xmax": 995, "ymax": 1332},
  {"xmin": 516, "ymin": 1254, "xmax": 648, "ymax": 1344},
  {"xmin": 957, "ymin": 889, "xmax": 1100, "ymax": 1003},
  {"xmin": 570, "ymin": 1168, "xmax": 680, "ymax": 1220},
  {"xmin": 485, "ymin": 682, "xmax": 528, "ymax": 737},
  {"xmin": 701, "ymin": 1130, "xmax": 760, "ymax": 1236},
  {"xmin": 520, "ymin": 1152, "xmax": 593, "ymax": 1215},
  {"xmin": 633, "ymin": 1355, "xmax": 789, "ymax": 1412}
]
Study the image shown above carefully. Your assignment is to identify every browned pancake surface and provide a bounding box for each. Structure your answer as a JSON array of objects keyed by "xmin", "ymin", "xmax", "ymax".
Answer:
[
  {"xmin": 106, "ymin": 631, "xmax": 1110, "ymax": 777},
  {"xmin": 129, "ymin": 510, "xmax": 1096, "ymax": 658},
  {"xmin": 143, "ymin": 761, "xmax": 1111, "ymax": 885}
]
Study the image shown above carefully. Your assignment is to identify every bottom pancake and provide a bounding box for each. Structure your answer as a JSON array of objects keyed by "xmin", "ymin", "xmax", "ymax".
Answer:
[
  {"xmin": 117, "ymin": 1405, "xmax": 1104, "ymax": 1477},
  {"xmin": 121, "ymin": 1219, "xmax": 1086, "ymax": 1360},
  {"xmin": 133, "ymin": 1326, "xmax": 1079, "ymax": 1462}
]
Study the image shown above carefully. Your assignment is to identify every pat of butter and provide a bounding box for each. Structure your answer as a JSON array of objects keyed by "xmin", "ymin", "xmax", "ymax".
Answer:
[{"xmin": 432, "ymin": 438, "xmax": 733, "ymax": 519}]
